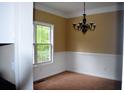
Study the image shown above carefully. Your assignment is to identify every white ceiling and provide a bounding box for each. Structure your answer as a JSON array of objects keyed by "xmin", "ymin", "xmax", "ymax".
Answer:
[
  {"xmin": 34, "ymin": 2, "xmax": 122, "ymax": 18},
  {"xmin": 36, "ymin": 2, "xmax": 117, "ymax": 13}
]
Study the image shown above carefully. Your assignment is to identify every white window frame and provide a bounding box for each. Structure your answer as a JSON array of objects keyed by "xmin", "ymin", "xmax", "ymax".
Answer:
[{"xmin": 33, "ymin": 21, "xmax": 54, "ymax": 65}]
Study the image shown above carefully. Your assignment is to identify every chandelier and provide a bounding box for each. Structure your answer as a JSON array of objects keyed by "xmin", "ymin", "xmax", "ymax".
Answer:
[{"xmin": 73, "ymin": 2, "xmax": 96, "ymax": 34}]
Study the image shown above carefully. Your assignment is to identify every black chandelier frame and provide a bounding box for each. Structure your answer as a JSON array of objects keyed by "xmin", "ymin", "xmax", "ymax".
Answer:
[{"xmin": 73, "ymin": 2, "xmax": 96, "ymax": 34}]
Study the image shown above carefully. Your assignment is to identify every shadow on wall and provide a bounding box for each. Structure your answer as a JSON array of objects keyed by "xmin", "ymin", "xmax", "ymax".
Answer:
[
  {"xmin": 116, "ymin": 5, "xmax": 123, "ymax": 55},
  {"xmin": 16, "ymin": 56, "xmax": 33, "ymax": 90},
  {"xmin": 115, "ymin": 5, "xmax": 123, "ymax": 81},
  {"xmin": 0, "ymin": 72, "xmax": 2, "ymax": 77}
]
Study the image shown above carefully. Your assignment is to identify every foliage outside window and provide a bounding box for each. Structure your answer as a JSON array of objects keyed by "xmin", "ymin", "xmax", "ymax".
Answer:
[{"xmin": 34, "ymin": 22, "xmax": 53, "ymax": 64}]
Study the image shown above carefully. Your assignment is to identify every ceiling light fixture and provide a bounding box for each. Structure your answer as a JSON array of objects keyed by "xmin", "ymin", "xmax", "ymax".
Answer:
[{"xmin": 73, "ymin": 2, "xmax": 96, "ymax": 34}]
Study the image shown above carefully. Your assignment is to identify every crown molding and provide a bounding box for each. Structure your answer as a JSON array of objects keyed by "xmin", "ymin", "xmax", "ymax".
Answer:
[
  {"xmin": 66, "ymin": 4, "xmax": 123, "ymax": 18},
  {"xmin": 34, "ymin": 3, "xmax": 67, "ymax": 18},
  {"xmin": 34, "ymin": 3, "xmax": 124, "ymax": 18}
]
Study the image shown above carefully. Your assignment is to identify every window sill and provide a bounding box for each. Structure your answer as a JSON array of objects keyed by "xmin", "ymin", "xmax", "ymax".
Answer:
[{"xmin": 33, "ymin": 61, "xmax": 53, "ymax": 67}]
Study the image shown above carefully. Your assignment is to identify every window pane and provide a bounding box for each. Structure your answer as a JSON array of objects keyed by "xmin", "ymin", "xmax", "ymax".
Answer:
[
  {"xmin": 36, "ymin": 44, "xmax": 51, "ymax": 63},
  {"xmin": 36, "ymin": 25, "xmax": 50, "ymax": 43}
]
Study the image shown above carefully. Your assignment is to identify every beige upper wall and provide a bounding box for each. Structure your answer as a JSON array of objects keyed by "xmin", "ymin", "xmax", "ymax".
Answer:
[
  {"xmin": 34, "ymin": 9, "xmax": 123, "ymax": 54},
  {"xmin": 34, "ymin": 9, "xmax": 67, "ymax": 52},
  {"xmin": 67, "ymin": 11, "xmax": 123, "ymax": 54}
]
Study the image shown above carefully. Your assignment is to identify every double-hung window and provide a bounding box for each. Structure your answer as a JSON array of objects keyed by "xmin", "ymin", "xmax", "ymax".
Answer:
[{"xmin": 34, "ymin": 22, "xmax": 54, "ymax": 64}]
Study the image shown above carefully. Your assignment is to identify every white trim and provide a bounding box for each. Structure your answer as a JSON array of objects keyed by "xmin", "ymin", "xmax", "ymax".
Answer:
[
  {"xmin": 14, "ymin": 2, "xmax": 33, "ymax": 89},
  {"xmin": 34, "ymin": 3, "xmax": 124, "ymax": 18},
  {"xmin": 34, "ymin": 21, "xmax": 54, "ymax": 27},
  {"xmin": 33, "ymin": 21, "xmax": 54, "ymax": 65},
  {"xmin": 67, "ymin": 51, "xmax": 122, "ymax": 56},
  {"xmin": 34, "ymin": 3, "xmax": 67, "ymax": 18},
  {"xmin": 67, "ymin": 4, "xmax": 123, "ymax": 18}
]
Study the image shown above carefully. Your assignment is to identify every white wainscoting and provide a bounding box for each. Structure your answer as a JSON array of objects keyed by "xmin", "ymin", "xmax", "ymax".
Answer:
[
  {"xmin": 33, "ymin": 52, "xmax": 66, "ymax": 81},
  {"xmin": 66, "ymin": 52, "xmax": 122, "ymax": 81},
  {"xmin": 33, "ymin": 52, "xmax": 122, "ymax": 81}
]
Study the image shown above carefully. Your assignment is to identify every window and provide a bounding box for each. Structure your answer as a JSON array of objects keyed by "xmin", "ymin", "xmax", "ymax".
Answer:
[{"xmin": 34, "ymin": 22, "xmax": 54, "ymax": 64}]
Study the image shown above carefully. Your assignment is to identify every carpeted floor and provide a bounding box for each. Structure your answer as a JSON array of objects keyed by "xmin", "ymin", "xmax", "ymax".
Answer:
[{"xmin": 34, "ymin": 71, "xmax": 121, "ymax": 90}]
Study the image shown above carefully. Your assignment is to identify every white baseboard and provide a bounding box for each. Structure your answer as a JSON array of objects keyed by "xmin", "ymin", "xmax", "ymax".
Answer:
[
  {"xmin": 66, "ymin": 52, "xmax": 122, "ymax": 81},
  {"xmin": 33, "ymin": 52, "xmax": 66, "ymax": 81}
]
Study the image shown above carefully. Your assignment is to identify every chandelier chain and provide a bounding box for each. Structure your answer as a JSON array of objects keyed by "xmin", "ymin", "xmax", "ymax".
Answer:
[{"xmin": 84, "ymin": 2, "xmax": 85, "ymax": 14}]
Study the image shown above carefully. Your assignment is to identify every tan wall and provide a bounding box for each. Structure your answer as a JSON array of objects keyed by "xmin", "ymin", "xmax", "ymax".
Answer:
[
  {"xmin": 34, "ymin": 9, "xmax": 67, "ymax": 52},
  {"xmin": 34, "ymin": 9, "xmax": 123, "ymax": 54},
  {"xmin": 66, "ymin": 11, "xmax": 123, "ymax": 54}
]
